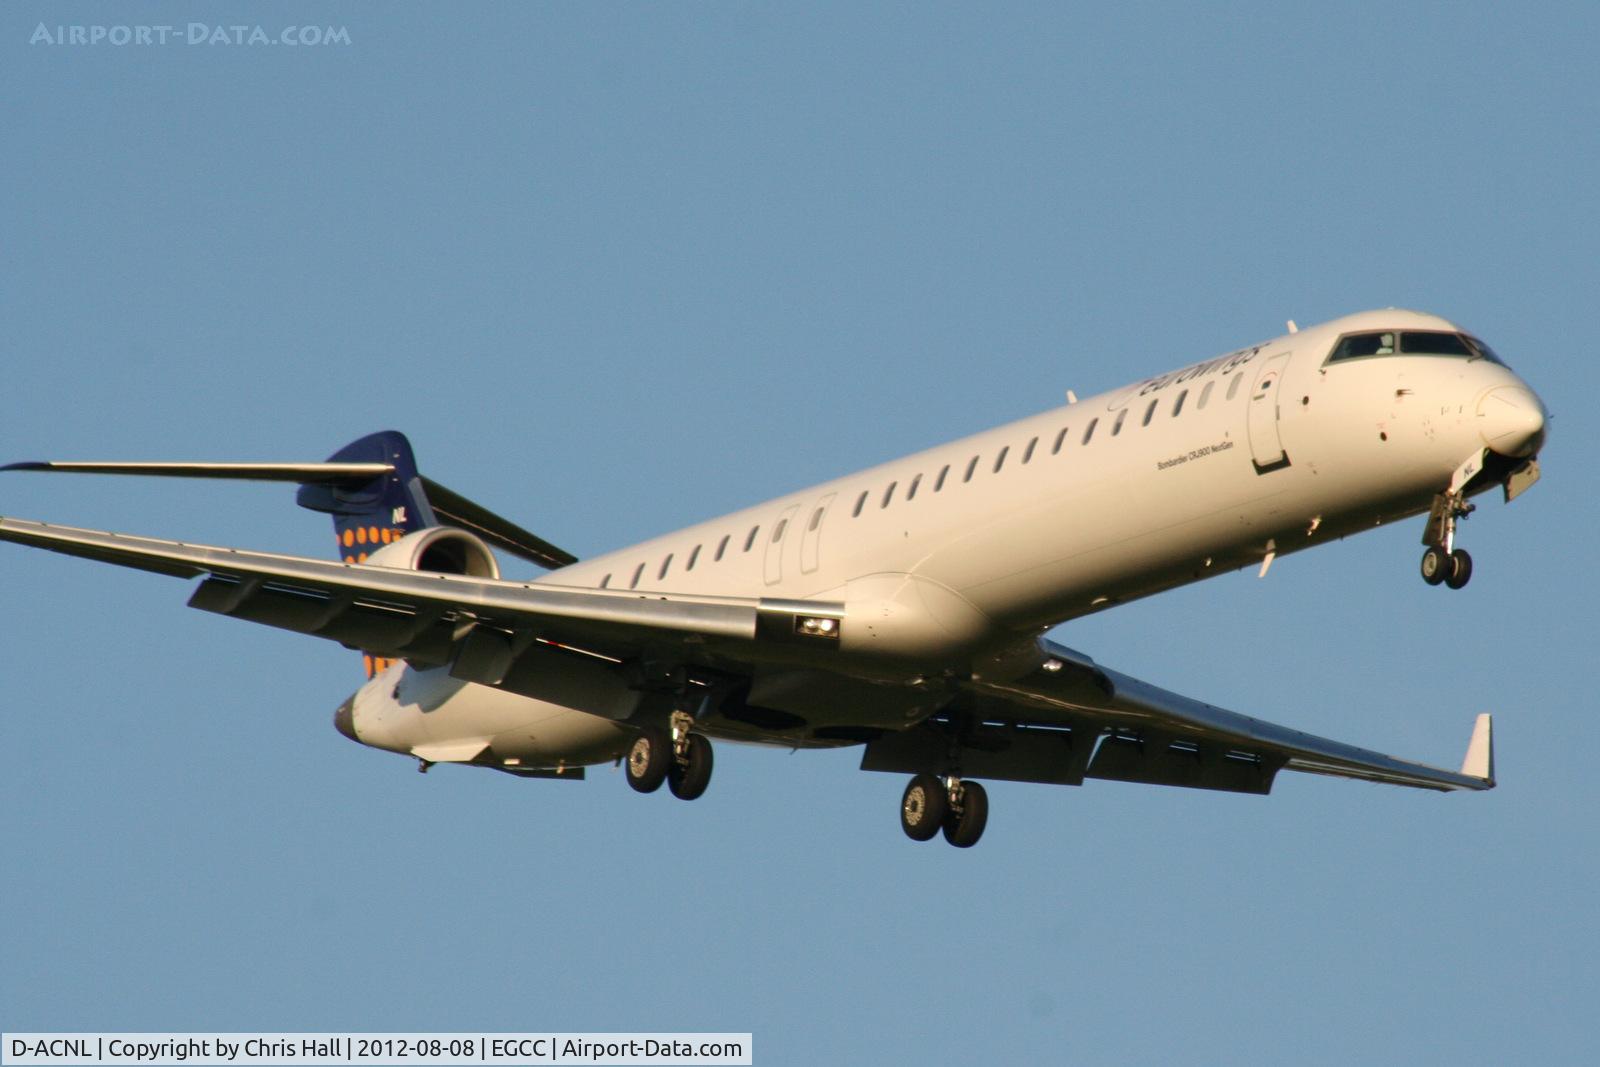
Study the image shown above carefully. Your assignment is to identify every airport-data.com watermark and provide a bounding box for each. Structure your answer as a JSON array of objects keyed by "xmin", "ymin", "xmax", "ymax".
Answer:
[{"xmin": 30, "ymin": 23, "xmax": 351, "ymax": 48}]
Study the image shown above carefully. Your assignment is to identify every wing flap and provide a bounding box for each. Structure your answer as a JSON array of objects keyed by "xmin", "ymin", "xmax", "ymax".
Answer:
[
  {"xmin": 186, "ymin": 575, "xmax": 459, "ymax": 663},
  {"xmin": 1084, "ymin": 730, "xmax": 1281, "ymax": 794},
  {"xmin": 862, "ymin": 721, "xmax": 1093, "ymax": 785}
]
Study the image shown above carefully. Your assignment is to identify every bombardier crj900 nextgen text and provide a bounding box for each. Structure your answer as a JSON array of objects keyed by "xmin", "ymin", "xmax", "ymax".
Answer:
[{"xmin": 0, "ymin": 310, "xmax": 1546, "ymax": 847}]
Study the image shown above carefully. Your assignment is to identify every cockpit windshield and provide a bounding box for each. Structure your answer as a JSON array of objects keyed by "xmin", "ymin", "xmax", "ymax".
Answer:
[{"xmin": 1326, "ymin": 331, "xmax": 1505, "ymax": 366}]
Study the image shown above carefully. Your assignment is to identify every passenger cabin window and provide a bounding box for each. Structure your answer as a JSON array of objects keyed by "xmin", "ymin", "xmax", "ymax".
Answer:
[
  {"xmin": 1022, "ymin": 436, "xmax": 1038, "ymax": 463},
  {"xmin": 1198, "ymin": 381, "xmax": 1214, "ymax": 409},
  {"xmin": 1112, "ymin": 409, "xmax": 1127, "ymax": 436},
  {"xmin": 852, "ymin": 490, "xmax": 868, "ymax": 517},
  {"xmin": 1052, "ymin": 427, "xmax": 1068, "ymax": 454},
  {"xmin": 772, "ymin": 519, "xmax": 786, "ymax": 542},
  {"xmin": 1226, "ymin": 373, "xmax": 1243, "ymax": 400},
  {"xmin": 906, "ymin": 474, "xmax": 921, "ymax": 500},
  {"xmin": 881, "ymin": 482, "xmax": 897, "ymax": 508},
  {"xmin": 1173, "ymin": 389, "xmax": 1187, "ymax": 417},
  {"xmin": 993, "ymin": 446, "xmax": 1009, "ymax": 473},
  {"xmin": 808, "ymin": 507, "xmax": 824, "ymax": 530},
  {"xmin": 600, "ymin": 573, "xmax": 611, "ymax": 589},
  {"xmin": 744, "ymin": 526, "xmax": 760, "ymax": 551},
  {"xmin": 686, "ymin": 545, "xmax": 700, "ymax": 571},
  {"xmin": 964, "ymin": 456, "xmax": 979, "ymax": 482},
  {"xmin": 1082, "ymin": 418, "xmax": 1098, "ymax": 444},
  {"xmin": 715, "ymin": 534, "xmax": 730, "ymax": 561},
  {"xmin": 659, "ymin": 554, "xmax": 673, "ymax": 579},
  {"xmin": 1142, "ymin": 399, "xmax": 1157, "ymax": 426},
  {"xmin": 935, "ymin": 464, "xmax": 950, "ymax": 491},
  {"xmin": 630, "ymin": 563, "xmax": 645, "ymax": 589}
]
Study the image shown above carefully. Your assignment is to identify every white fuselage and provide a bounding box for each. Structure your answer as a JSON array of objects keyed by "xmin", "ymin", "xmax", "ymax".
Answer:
[{"xmin": 342, "ymin": 309, "xmax": 1545, "ymax": 768}]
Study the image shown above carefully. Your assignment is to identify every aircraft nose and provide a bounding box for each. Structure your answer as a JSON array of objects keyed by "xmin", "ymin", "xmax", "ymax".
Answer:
[
  {"xmin": 333, "ymin": 695, "xmax": 359, "ymax": 742},
  {"xmin": 1477, "ymin": 385, "xmax": 1546, "ymax": 457}
]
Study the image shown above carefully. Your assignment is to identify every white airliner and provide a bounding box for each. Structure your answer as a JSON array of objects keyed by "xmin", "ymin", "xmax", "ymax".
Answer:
[{"xmin": 0, "ymin": 309, "xmax": 1545, "ymax": 847}]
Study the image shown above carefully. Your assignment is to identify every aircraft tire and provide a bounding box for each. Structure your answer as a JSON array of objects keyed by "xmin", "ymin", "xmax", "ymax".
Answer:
[
  {"xmin": 943, "ymin": 780, "xmax": 989, "ymax": 848},
  {"xmin": 900, "ymin": 774, "xmax": 948, "ymax": 841},
  {"xmin": 667, "ymin": 734, "xmax": 714, "ymax": 800},
  {"xmin": 1445, "ymin": 548, "xmax": 1473, "ymax": 590},
  {"xmin": 625, "ymin": 729, "xmax": 671, "ymax": 794},
  {"xmin": 1420, "ymin": 546, "xmax": 1450, "ymax": 586}
]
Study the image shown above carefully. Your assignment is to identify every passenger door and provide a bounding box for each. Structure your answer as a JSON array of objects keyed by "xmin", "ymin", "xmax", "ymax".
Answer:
[{"xmin": 1247, "ymin": 351, "xmax": 1293, "ymax": 473}]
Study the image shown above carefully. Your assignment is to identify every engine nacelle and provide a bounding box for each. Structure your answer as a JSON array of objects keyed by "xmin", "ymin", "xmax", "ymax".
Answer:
[{"xmin": 363, "ymin": 526, "xmax": 500, "ymax": 579}]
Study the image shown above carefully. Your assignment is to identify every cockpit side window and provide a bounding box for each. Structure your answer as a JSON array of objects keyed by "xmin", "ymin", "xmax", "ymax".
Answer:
[{"xmin": 1465, "ymin": 336, "xmax": 1507, "ymax": 366}]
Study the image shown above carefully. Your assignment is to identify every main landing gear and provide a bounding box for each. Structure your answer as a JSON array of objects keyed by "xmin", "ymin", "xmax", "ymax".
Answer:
[
  {"xmin": 624, "ymin": 710, "xmax": 714, "ymax": 800},
  {"xmin": 1419, "ymin": 486, "xmax": 1475, "ymax": 590},
  {"xmin": 900, "ymin": 773, "xmax": 989, "ymax": 848}
]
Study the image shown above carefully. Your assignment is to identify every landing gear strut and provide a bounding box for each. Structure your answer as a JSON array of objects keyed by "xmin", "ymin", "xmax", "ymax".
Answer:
[
  {"xmin": 667, "ymin": 711, "xmax": 713, "ymax": 800},
  {"xmin": 1420, "ymin": 487, "xmax": 1475, "ymax": 590},
  {"xmin": 900, "ymin": 774, "xmax": 989, "ymax": 848}
]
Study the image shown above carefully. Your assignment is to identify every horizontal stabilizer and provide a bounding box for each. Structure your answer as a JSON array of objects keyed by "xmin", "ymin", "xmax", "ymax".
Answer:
[
  {"xmin": 0, "ymin": 460, "xmax": 392, "ymax": 483},
  {"xmin": 2, "ymin": 442, "xmax": 579, "ymax": 571},
  {"xmin": 1461, "ymin": 713, "xmax": 1495, "ymax": 783}
]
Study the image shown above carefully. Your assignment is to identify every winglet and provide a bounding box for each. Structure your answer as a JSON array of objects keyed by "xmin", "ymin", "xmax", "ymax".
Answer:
[{"xmin": 1461, "ymin": 713, "xmax": 1494, "ymax": 784}]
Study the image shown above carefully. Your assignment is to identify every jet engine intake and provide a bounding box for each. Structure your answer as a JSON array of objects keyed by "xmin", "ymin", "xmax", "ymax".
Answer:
[{"xmin": 363, "ymin": 526, "xmax": 500, "ymax": 579}]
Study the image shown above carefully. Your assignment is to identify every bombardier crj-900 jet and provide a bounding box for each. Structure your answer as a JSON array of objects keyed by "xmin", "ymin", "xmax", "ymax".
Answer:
[{"xmin": 0, "ymin": 310, "xmax": 1545, "ymax": 847}]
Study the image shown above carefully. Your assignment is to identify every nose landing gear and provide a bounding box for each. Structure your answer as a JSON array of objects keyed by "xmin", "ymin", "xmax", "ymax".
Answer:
[
  {"xmin": 900, "ymin": 773, "xmax": 989, "ymax": 848},
  {"xmin": 1420, "ymin": 486, "xmax": 1476, "ymax": 590}
]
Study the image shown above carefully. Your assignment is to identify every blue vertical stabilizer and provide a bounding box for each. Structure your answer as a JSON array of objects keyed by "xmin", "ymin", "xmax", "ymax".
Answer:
[{"xmin": 296, "ymin": 431, "xmax": 436, "ymax": 563}]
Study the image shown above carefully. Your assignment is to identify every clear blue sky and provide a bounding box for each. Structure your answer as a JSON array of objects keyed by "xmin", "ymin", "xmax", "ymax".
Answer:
[{"xmin": 3, "ymin": 3, "xmax": 1596, "ymax": 1063}]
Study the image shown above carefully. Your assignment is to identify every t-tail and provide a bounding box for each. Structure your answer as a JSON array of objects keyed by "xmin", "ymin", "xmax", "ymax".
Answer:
[
  {"xmin": 294, "ymin": 431, "xmax": 436, "ymax": 676},
  {"xmin": 296, "ymin": 430, "xmax": 435, "ymax": 565}
]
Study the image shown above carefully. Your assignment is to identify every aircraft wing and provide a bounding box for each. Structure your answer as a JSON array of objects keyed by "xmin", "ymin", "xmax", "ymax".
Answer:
[
  {"xmin": 0, "ymin": 517, "xmax": 840, "ymax": 676},
  {"xmin": 862, "ymin": 637, "xmax": 1494, "ymax": 794},
  {"xmin": 1, "ymin": 516, "xmax": 1495, "ymax": 796}
]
